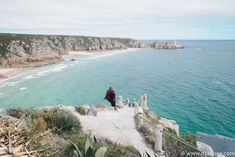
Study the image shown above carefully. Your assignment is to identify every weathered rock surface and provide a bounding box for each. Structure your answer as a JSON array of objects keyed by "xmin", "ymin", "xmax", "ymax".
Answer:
[
  {"xmin": 158, "ymin": 117, "xmax": 180, "ymax": 136},
  {"xmin": 0, "ymin": 33, "xmax": 146, "ymax": 67},
  {"xmin": 151, "ymin": 40, "xmax": 184, "ymax": 49},
  {"xmin": 196, "ymin": 141, "xmax": 215, "ymax": 156}
]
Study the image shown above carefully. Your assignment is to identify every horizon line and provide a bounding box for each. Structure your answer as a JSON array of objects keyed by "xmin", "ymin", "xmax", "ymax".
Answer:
[{"xmin": 0, "ymin": 32, "xmax": 235, "ymax": 41}]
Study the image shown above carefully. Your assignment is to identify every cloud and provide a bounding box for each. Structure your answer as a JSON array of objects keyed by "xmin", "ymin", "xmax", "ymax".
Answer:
[{"xmin": 0, "ymin": 0, "xmax": 235, "ymax": 39}]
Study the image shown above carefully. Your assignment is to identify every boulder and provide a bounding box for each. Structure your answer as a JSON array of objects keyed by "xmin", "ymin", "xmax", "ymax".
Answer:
[
  {"xmin": 196, "ymin": 141, "xmax": 214, "ymax": 156},
  {"xmin": 87, "ymin": 106, "xmax": 97, "ymax": 116}
]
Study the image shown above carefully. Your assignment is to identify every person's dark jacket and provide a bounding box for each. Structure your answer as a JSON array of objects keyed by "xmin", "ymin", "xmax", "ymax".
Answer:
[{"xmin": 105, "ymin": 89, "xmax": 116, "ymax": 101}]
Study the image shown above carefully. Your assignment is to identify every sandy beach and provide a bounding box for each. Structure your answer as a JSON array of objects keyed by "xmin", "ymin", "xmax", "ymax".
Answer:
[
  {"xmin": 0, "ymin": 48, "xmax": 139, "ymax": 84},
  {"xmin": 0, "ymin": 68, "xmax": 25, "ymax": 84},
  {"xmin": 65, "ymin": 48, "xmax": 139, "ymax": 59}
]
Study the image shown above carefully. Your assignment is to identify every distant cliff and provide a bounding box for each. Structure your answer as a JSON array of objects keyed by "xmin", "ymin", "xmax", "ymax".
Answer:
[
  {"xmin": 0, "ymin": 34, "xmax": 185, "ymax": 67},
  {"xmin": 0, "ymin": 33, "xmax": 147, "ymax": 67},
  {"xmin": 151, "ymin": 40, "xmax": 184, "ymax": 49}
]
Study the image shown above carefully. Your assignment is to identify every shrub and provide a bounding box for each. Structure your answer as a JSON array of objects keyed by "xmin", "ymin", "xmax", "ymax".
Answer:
[
  {"xmin": 105, "ymin": 144, "xmax": 123, "ymax": 157},
  {"xmin": 106, "ymin": 144, "xmax": 141, "ymax": 157},
  {"xmin": 163, "ymin": 131, "xmax": 198, "ymax": 157},
  {"xmin": 75, "ymin": 106, "xmax": 86, "ymax": 115},
  {"xmin": 136, "ymin": 124, "xmax": 155, "ymax": 148},
  {"xmin": 63, "ymin": 135, "xmax": 141, "ymax": 157},
  {"xmin": 31, "ymin": 117, "xmax": 47, "ymax": 133},
  {"xmin": 64, "ymin": 135, "xmax": 107, "ymax": 157},
  {"xmin": 182, "ymin": 132, "xmax": 197, "ymax": 147},
  {"xmin": 124, "ymin": 146, "xmax": 141, "ymax": 157},
  {"xmin": 64, "ymin": 134, "xmax": 89, "ymax": 156},
  {"xmin": 144, "ymin": 110, "xmax": 159, "ymax": 125},
  {"xmin": 164, "ymin": 128, "xmax": 177, "ymax": 136},
  {"xmin": 41, "ymin": 109, "xmax": 81, "ymax": 134},
  {"xmin": 7, "ymin": 108, "xmax": 34, "ymax": 118},
  {"xmin": 8, "ymin": 108, "xmax": 81, "ymax": 134}
]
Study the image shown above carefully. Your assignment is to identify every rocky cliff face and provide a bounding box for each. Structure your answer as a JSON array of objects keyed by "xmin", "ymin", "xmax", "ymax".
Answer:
[
  {"xmin": 151, "ymin": 40, "xmax": 184, "ymax": 49},
  {"xmin": 0, "ymin": 34, "xmax": 147, "ymax": 67}
]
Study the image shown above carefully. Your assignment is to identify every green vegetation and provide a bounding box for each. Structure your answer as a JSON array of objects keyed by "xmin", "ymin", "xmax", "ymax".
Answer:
[
  {"xmin": 138, "ymin": 125, "xmax": 155, "ymax": 147},
  {"xmin": 7, "ymin": 107, "xmax": 35, "ymax": 118},
  {"xmin": 182, "ymin": 132, "xmax": 197, "ymax": 147},
  {"xmin": 144, "ymin": 110, "xmax": 160, "ymax": 125},
  {"xmin": 63, "ymin": 134, "xmax": 141, "ymax": 157},
  {"xmin": 73, "ymin": 136, "xmax": 107, "ymax": 157},
  {"xmin": 31, "ymin": 117, "xmax": 48, "ymax": 133},
  {"xmin": 105, "ymin": 143, "xmax": 140, "ymax": 157},
  {"xmin": 4, "ymin": 107, "xmax": 143, "ymax": 157},
  {"xmin": 163, "ymin": 131, "xmax": 198, "ymax": 157},
  {"xmin": 7, "ymin": 107, "xmax": 81, "ymax": 134},
  {"xmin": 40, "ymin": 109, "xmax": 81, "ymax": 134},
  {"xmin": 0, "ymin": 33, "xmax": 132, "ymax": 44},
  {"xmin": 63, "ymin": 134, "xmax": 90, "ymax": 156},
  {"xmin": 134, "ymin": 110, "xmax": 160, "ymax": 148},
  {"xmin": 135, "ymin": 110, "xmax": 198, "ymax": 157}
]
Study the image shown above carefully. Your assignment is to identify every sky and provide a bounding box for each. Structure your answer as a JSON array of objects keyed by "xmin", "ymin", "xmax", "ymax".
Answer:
[{"xmin": 0, "ymin": 0, "xmax": 235, "ymax": 39}]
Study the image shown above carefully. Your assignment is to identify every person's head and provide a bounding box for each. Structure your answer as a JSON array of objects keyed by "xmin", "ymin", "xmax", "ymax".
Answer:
[{"xmin": 109, "ymin": 86, "xmax": 113, "ymax": 90}]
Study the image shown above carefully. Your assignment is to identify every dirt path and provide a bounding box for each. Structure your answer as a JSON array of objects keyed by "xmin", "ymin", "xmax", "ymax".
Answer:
[{"xmin": 72, "ymin": 106, "xmax": 155, "ymax": 156}]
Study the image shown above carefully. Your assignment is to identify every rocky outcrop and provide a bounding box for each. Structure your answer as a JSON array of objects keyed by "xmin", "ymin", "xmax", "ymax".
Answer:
[
  {"xmin": 0, "ymin": 33, "xmax": 146, "ymax": 67},
  {"xmin": 196, "ymin": 141, "xmax": 215, "ymax": 156},
  {"xmin": 151, "ymin": 40, "xmax": 184, "ymax": 49},
  {"xmin": 158, "ymin": 118, "xmax": 180, "ymax": 136}
]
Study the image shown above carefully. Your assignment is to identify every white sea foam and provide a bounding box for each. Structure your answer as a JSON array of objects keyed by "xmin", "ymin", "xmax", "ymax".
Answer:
[
  {"xmin": 89, "ymin": 48, "xmax": 139, "ymax": 60},
  {"xmin": 19, "ymin": 87, "xmax": 27, "ymax": 91},
  {"xmin": 3, "ymin": 80, "xmax": 23, "ymax": 87},
  {"xmin": 23, "ymin": 75, "xmax": 38, "ymax": 80},
  {"xmin": 69, "ymin": 63, "xmax": 75, "ymax": 67},
  {"xmin": 37, "ymin": 70, "xmax": 49, "ymax": 77},
  {"xmin": 36, "ymin": 64, "xmax": 68, "ymax": 77},
  {"xmin": 51, "ymin": 65, "xmax": 68, "ymax": 72}
]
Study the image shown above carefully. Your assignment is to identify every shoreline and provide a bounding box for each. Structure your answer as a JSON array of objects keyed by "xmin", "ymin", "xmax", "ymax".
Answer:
[
  {"xmin": 0, "ymin": 48, "xmax": 139, "ymax": 84},
  {"xmin": 64, "ymin": 48, "xmax": 140, "ymax": 59},
  {"xmin": 0, "ymin": 68, "xmax": 27, "ymax": 84}
]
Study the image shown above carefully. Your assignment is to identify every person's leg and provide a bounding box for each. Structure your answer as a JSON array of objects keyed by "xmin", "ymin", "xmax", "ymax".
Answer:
[{"xmin": 111, "ymin": 100, "xmax": 117, "ymax": 110}]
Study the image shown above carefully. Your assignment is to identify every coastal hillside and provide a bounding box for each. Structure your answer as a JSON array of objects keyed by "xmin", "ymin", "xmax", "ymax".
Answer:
[
  {"xmin": 0, "ymin": 104, "xmax": 202, "ymax": 157},
  {"xmin": 0, "ymin": 33, "xmax": 146, "ymax": 67}
]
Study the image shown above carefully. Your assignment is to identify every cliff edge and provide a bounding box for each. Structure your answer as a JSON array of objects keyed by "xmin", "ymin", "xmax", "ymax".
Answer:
[{"xmin": 0, "ymin": 33, "xmax": 146, "ymax": 67}]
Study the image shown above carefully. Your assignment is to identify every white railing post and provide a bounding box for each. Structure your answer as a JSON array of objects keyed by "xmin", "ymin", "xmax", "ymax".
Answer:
[
  {"xmin": 125, "ymin": 98, "xmax": 129, "ymax": 106},
  {"xmin": 117, "ymin": 95, "xmax": 123, "ymax": 107},
  {"xmin": 155, "ymin": 125, "xmax": 165, "ymax": 156},
  {"xmin": 133, "ymin": 98, "xmax": 137, "ymax": 107},
  {"xmin": 136, "ymin": 106, "xmax": 144, "ymax": 115}
]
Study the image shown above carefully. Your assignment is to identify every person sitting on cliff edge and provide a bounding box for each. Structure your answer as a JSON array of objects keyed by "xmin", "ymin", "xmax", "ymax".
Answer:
[{"xmin": 104, "ymin": 86, "xmax": 117, "ymax": 111}]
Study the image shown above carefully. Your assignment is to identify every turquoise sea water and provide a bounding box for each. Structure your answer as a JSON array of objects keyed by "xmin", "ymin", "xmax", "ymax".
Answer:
[{"xmin": 0, "ymin": 40, "xmax": 234, "ymax": 138}]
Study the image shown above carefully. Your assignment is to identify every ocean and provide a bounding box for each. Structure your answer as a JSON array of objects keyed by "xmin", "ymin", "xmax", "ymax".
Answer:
[{"xmin": 0, "ymin": 40, "xmax": 234, "ymax": 138}]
